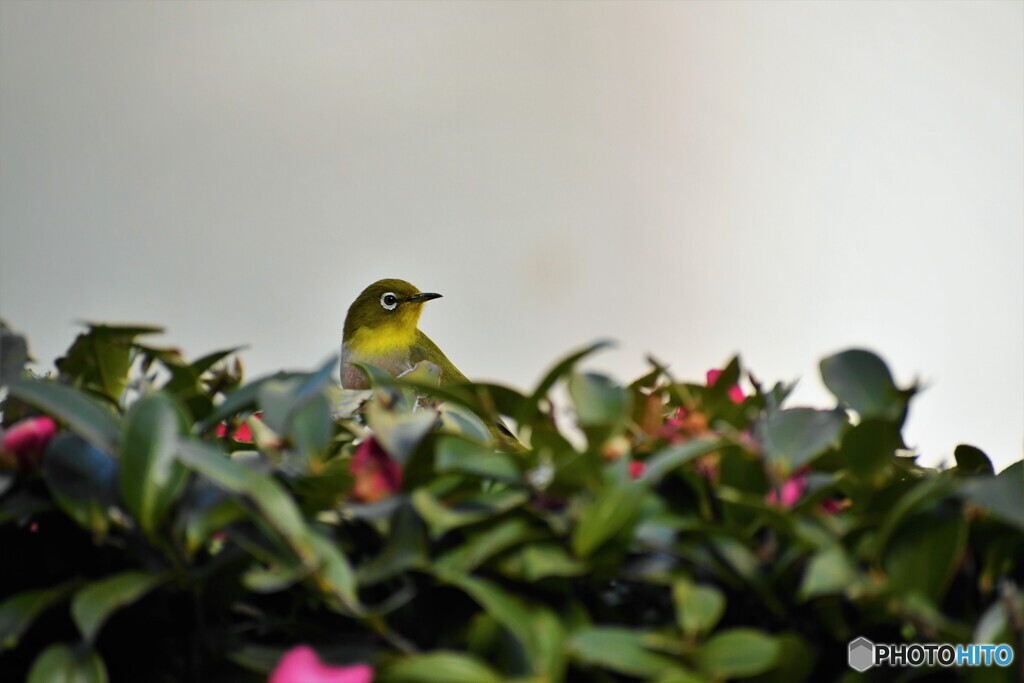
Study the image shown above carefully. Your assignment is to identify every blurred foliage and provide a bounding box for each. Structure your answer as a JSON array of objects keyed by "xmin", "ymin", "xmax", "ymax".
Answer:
[{"xmin": 0, "ymin": 320, "xmax": 1021, "ymax": 682}]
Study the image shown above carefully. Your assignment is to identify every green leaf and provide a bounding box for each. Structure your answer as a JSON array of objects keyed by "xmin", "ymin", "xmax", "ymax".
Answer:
[
  {"xmin": 884, "ymin": 505, "xmax": 967, "ymax": 604},
  {"xmin": 71, "ymin": 571, "xmax": 165, "ymax": 642},
  {"xmin": 840, "ymin": 419, "xmax": 902, "ymax": 479},
  {"xmin": 197, "ymin": 370, "xmax": 302, "ymax": 432},
  {"xmin": 496, "ymin": 543, "xmax": 589, "ymax": 582},
  {"xmin": 383, "ymin": 651, "xmax": 502, "ymax": 683},
  {"xmin": 412, "ymin": 488, "xmax": 528, "ymax": 539},
  {"xmin": 287, "ymin": 391, "xmax": 333, "ymax": 463},
  {"xmin": 175, "ymin": 438, "xmax": 318, "ymax": 566},
  {"xmin": 180, "ymin": 493, "xmax": 247, "ymax": 558},
  {"xmin": 953, "ymin": 444, "xmax": 994, "ymax": 476},
  {"xmin": 42, "ymin": 434, "xmax": 119, "ymax": 535},
  {"xmin": 568, "ymin": 371, "xmax": 631, "ymax": 430},
  {"xmin": 694, "ymin": 628, "xmax": 780, "ymax": 678},
  {"xmin": 56, "ymin": 324, "xmax": 162, "ymax": 404},
  {"xmin": 798, "ymin": 545, "xmax": 861, "ymax": 601},
  {"xmin": 306, "ymin": 530, "xmax": 360, "ymax": 612},
  {"xmin": 568, "ymin": 627, "xmax": 682, "ymax": 678},
  {"xmin": 0, "ymin": 323, "xmax": 28, "ymax": 386},
  {"xmin": 450, "ymin": 575, "xmax": 546, "ymax": 674},
  {"xmin": 0, "ymin": 580, "xmax": 81, "ymax": 650},
  {"xmin": 243, "ymin": 559, "xmax": 310, "ymax": 594},
  {"xmin": 27, "ymin": 644, "xmax": 108, "ymax": 683},
  {"xmin": 435, "ymin": 435, "xmax": 521, "ymax": 482},
  {"xmin": 8, "ymin": 379, "xmax": 120, "ymax": 454},
  {"xmin": 959, "ymin": 462, "xmax": 1024, "ymax": 533},
  {"xmin": 759, "ymin": 408, "xmax": 846, "ymax": 470},
  {"xmin": 639, "ymin": 437, "xmax": 720, "ymax": 485},
  {"xmin": 120, "ymin": 392, "xmax": 190, "ymax": 536},
  {"xmin": 365, "ymin": 398, "xmax": 437, "ymax": 465},
  {"xmin": 673, "ymin": 578, "xmax": 726, "ymax": 637},
  {"xmin": 357, "ymin": 501, "xmax": 427, "ymax": 585},
  {"xmin": 436, "ymin": 517, "xmax": 539, "ymax": 576},
  {"xmin": 571, "ymin": 482, "xmax": 644, "ymax": 556},
  {"xmin": 820, "ymin": 349, "xmax": 905, "ymax": 421},
  {"xmin": 437, "ymin": 402, "xmax": 493, "ymax": 444},
  {"xmin": 532, "ymin": 340, "xmax": 613, "ymax": 402}
]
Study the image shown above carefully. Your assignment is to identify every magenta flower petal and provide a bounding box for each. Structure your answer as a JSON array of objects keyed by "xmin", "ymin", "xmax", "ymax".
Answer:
[
  {"xmin": 1, "ymin": 416, "xmax": 57, "ymax": 466},
  {"xmin": 269, "ymin": 645, "xmax": 373, "ymax": 683},
  {"xmin": 351, "ymin": 437, "xmax": 403, "ymax": 502},
  {"xmin": 706, "ymin": 369, "xmax": 745, "ymax": 403}
]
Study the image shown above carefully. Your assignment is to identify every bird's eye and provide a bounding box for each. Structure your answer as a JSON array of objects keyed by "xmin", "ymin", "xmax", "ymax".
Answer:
[{"xmin": 380, "ymin": 293, "xmax": 399, "ymax": 311}]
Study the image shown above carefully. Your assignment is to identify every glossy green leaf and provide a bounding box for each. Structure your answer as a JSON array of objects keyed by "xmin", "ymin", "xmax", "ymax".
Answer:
[
  {"xmin": 639, "ymin": 437, "xmax": 720, "ymax": 485},
  {"xmin": 383, "ymin": 651, "xmax": 502, "ymax": 683},
  {"xmin": 0, "ymin": 323, "xmax": 28, "ymax": 386},
  {"xmin": 8, "ymin": 379, "xmax": 120, "ymax": 454},
  {"xmin": 27, "ymin": 644, "xmax": 108, "ymax": 683},
  {"xmin": 840, "ymin": 419, "xmax": 902, "ymax": 479},
  {"xmin": 42, "ymin": 434, "xmax": 118, "ymax": 535},
  {"xmin": 435, "ymin": 435, "xmax": 521, "ymax": 482},
  {"xmin": 759, "ymin": 408, "xmax": 846, "ymax": 470},
  {"xmin": 71, "ymin": 571, "xmax": 165, "ymax": 642},
  {"xmin": 0, "ymin": 580, "xmax": 81, "ymax": 650},
  {"xmin": 798, "ymin": 545, "xmax": 861, "ymax": 601},
  {"xmin": 56, "ymin": 324, "xmax": 162, "ymax": 404},
  {"xmin": 953, "ymin": 444, "xmax": 994, "ymax": 476},
  {"xmin": 959, "ymin": 462, "xmax": 1024, "ymax": 532},
  {"xmin": 820, "ymin": 349, "xmax": 904, "ymax": 421},
  {"xmin": 306, "ymin": 530, "xmax": 360, "ymax": 612},
  {"xmin": 532, "ymin": 340, "xmax": 613, "ymax": 402},
  {"xmin": 568, "ymin": 627, "xmax": 681, "ymax": 678},
  {"xmin": 884, "ymin": 506, "xmax": 967, "ymax": 603},
  {"xmin": 365, "ymin": 398, "xmax": 437, "ymax": 464},
  {"xmin": 694, "ymin": 629, "xmax": 780, "ymax": 677},
  {"xmin": 287, "ymin": 391, "xmax": 333, "ymax": 463},
  {"xmin": 673, "ymin": 578, "xmax": 726, "ymax": 637},
  {"xmin": 412, "ymin": 488, "xmax": 528, "ymax": 539},
  {"xmin": 357, "ymin": 501, "xmax": 427, "ymax": 585},
  {"xmin": 435, "ymin": 517, "xmax": 539, "ymax": 576},
  {"xmin": 197, "ymin": 370, "xmax": 301, "ymax": 432},
  {"xmin": 120, "ymin": 392, "xmax": 190, "ymax": 536},
  {"xmin": 451, "ymin": 575, "xmax": 545, "ymax": 673},
  {"xmin": 568, "ymin": 371, "xmax": 631, "ymax": 429},
  {"xmin": 176, "ymin": 438, "xmax": 319, "ymax": 567},
  {"xmin": 571, "ymin": 482, "xmax": 643, "ymax": 556},
  {"xmin": 496, "ymin": 543, "xmax": 589, "ymax": 581}
]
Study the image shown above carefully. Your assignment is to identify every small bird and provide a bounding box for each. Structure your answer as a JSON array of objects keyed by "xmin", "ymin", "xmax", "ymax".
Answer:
[
  {"xmin": 340, "ymin": 278, "xmax": 466, "ymax": 390},
  {"xmin": 340, "ymin": 278, "xmax": 520, "ymax": 448}
]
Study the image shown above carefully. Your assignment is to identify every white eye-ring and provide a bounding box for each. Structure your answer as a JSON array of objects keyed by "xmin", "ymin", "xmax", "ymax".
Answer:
[{"xmin": 380, "ymin": 292, "xmax": 399, "ymax": 311}]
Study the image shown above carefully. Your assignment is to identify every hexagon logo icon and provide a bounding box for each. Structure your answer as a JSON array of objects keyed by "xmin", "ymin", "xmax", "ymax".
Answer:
[{"xmin": 848, "ymin": 637, "xmax": 875, "ymax": 672}]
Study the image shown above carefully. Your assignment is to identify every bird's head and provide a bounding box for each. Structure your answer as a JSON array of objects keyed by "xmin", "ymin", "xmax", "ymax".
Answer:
[{"xmin": 343, "ymin": 278, "xmax": 442, "ymax": 342}]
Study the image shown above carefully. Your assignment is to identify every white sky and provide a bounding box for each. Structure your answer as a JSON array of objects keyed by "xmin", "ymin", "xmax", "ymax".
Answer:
[{"xmin": 1, "ymin": 1, "xmax": 1021, "ymax": 470}]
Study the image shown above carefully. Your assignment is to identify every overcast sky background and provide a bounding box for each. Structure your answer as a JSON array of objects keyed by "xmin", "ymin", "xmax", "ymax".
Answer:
[{"xmin": 1, "ymin": 1, "xmax": 1021, "ymax": 470}]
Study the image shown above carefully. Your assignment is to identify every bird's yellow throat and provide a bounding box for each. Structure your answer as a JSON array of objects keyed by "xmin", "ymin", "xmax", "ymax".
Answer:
[{"xmin": 346, "ymin": 320, "xmax": 419, "ymax": 357}]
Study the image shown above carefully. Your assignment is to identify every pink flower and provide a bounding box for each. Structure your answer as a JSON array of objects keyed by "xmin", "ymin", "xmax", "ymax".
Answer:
[
  {"xmin": 351, "ymin": 437, "xmax": 402, "ymax": 502},
  {"xmin": 1, "ymin": 416, "xmax": 57, "ymax": 466},
  {"xmin": 819, "ymin": 498, "xmax": 845, "ymax": 514},
  {"xmin": 766, "ymin": 472, "xmax": 807, "ymax": 508},
  {"xmin": 656, "ymin": 407, "xmax": 710, "ymax": 444},
  {"xmin": 706, "ymin": 369, "xmax": 745, "ymax": 404},
  {"xmin": 216, "ymin": 413, "xmax": 261, "ymax": 443},
  {"xmin": 629, "ymin": 460, "xmax": 647, "ymax": 479},
  {"xmin": 269, "ymin": 645, "xmax": 373, "ymax": 683}
]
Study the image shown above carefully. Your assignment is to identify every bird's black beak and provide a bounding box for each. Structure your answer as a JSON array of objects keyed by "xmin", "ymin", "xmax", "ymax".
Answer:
[{"xmin": 405, "ymin": 292, "xmax": 442, "ymax": 304}]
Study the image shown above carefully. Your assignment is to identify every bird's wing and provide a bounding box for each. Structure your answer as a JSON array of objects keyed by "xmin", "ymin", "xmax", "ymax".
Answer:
[{"xmin": 410, "ymin": 331, "xmax": 470, "ymax": 384}]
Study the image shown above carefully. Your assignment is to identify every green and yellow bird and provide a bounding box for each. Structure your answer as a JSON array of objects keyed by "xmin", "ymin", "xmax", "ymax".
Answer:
[
  {"xmin": 340, "ymin": 278, "xmax": 520, "ymax": 447},
  {"xmin": 340, "ymin": 278, "xmax": 467, "ymax": 390}
]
